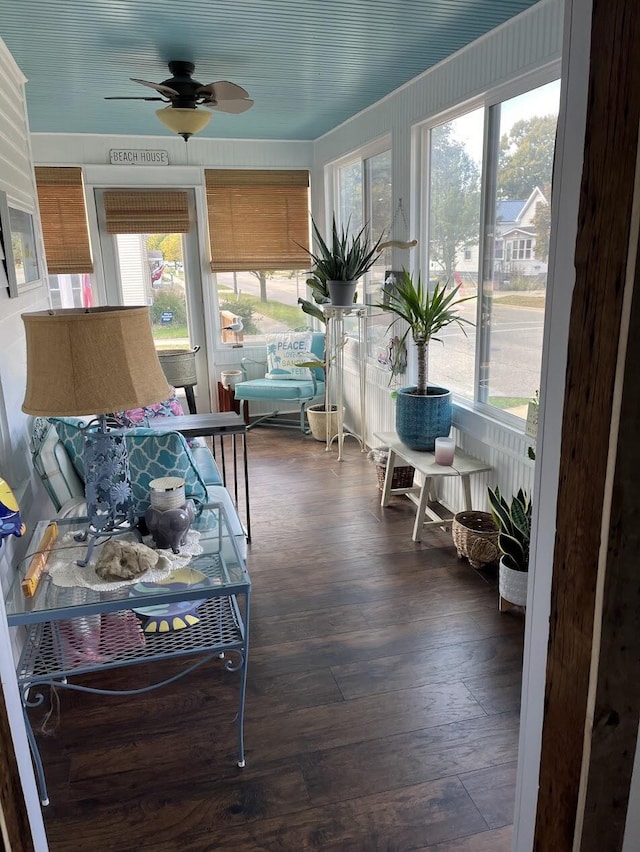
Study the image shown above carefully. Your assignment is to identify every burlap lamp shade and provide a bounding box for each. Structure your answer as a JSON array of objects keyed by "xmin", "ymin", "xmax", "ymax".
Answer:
[{"xmin": 22, "ymin": 306, "xmax": 171, "ymax": 416}]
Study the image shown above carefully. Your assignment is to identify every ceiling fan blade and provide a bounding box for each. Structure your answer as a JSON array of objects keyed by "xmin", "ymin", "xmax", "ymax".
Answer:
[
  {"xmin": 205, "ymin": 98, "xmax": 254, "ymax": 114},
  {"xmin": 197, "ymin": 80, "xmax": 250, "ymax": 100},
  {"xmin": 130, "ymin": 78, "xmax": 179, "ymax": 98},
  {"xmin": 104, "ymin": 96, "xmax": 166, "ymax": 101}
]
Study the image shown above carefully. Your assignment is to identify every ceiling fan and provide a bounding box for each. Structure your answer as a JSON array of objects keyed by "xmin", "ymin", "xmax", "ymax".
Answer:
[{"xmin": 105, "ymin": 60, "xmax": 254, "ymax": 140}]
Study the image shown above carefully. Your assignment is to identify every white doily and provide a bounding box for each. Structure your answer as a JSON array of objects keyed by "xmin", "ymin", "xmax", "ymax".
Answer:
[{"xmin": 47, "ymin": 529, "xmax": 203, "ymax": 591}]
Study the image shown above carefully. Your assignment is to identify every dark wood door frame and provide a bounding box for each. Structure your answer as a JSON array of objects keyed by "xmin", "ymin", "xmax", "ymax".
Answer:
[{"xmin": 534, "ymin": 0, "xmax": 640, "ymax": 848}]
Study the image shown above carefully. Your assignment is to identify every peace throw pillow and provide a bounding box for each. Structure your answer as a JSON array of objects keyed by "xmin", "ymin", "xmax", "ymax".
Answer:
[{"xmin": 265, "ymin": 332, "xmax": 313, "ymax": 380}]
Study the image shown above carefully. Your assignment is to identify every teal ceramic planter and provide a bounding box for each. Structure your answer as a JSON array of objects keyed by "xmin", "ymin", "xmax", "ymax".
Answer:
[{"xmin": 395, "ymin": 385, "xmax": 452, "ymax": 452}]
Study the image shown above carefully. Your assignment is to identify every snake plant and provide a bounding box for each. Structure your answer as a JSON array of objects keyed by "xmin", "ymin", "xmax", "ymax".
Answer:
[{"xmin": 487, "ymin": 485, "xmax": 532, "ymax": 572}]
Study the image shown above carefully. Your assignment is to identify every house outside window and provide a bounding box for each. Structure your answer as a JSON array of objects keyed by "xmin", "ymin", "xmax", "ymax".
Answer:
[
  {"xmin": 48, "ymin": 273, "xmax": 94, "ymax": 308},
  {"xmin": 506, "ymin": 237, "xmax": 532, "ymax": 261}
]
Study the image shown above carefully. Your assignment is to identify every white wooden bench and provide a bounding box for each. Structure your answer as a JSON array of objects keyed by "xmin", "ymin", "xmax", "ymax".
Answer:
[{"xmin": 374, "ymin": 432, "xmax": 492, "ymax": 542}]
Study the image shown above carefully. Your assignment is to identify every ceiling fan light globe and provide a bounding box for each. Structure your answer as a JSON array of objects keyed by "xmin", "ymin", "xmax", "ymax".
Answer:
[{"xmin": 155, "ymin": 107, "xmax": 212, "ymax": 141}]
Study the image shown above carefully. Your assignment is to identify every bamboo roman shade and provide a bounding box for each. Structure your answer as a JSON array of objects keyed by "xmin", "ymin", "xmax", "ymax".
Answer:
[
  {"xmin": 103, "ymin": 190, "xmax": 191, "ymax": 234},
  {"xmin": 205, "ymin": 169, "xmax": 310, "ymax": 271},
  {"xmin": 35, "ymin": 166, "xmax": 93, "ymax": 275}
]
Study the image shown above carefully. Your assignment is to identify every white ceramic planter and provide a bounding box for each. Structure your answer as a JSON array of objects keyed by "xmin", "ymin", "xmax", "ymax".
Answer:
[
  {"xmin": 307, "ymin": 404, "xmax": 341, "ymax": 442},
  {"xmin": 498, "ymin": 557, "xmax": 529, "ymax": 611}
]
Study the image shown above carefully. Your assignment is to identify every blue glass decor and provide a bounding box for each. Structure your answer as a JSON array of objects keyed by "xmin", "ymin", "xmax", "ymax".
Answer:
[{"xmin": 76, "ymin": 417, "xmax": 137, "ymax": 566}]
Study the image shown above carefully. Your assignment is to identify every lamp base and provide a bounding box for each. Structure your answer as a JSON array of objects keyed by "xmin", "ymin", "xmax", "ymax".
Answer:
[
  {"xmin": 76, "ymin": 416, "xmax": 138, "ymax": 566},
  {"xmin": 74, "ymin": 520, "xmax": 141, "ymax": 567}
]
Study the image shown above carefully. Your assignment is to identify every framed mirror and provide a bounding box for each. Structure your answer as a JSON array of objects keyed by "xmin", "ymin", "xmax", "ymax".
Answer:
[{"xmin": 0, "ymin": 190, "xmax": 42, "ymax": 297}]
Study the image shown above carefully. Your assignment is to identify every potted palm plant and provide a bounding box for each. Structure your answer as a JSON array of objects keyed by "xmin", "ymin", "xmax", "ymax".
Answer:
[
  {"xmin": 305, "ymin": 215, "xmax": 384, "ymax": 307},
  {"xmin": 377, "ymin": 268, "xmax": 471, "ymax": 451},
  {"xmin": 487, "ymin": 485, "xmax": 532, "ymax": 611}
]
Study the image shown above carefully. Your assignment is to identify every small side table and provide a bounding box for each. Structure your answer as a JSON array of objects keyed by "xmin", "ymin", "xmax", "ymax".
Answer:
[
  {"xmin": 375, "ymin": 431, "xmax": 492, "ymax": 542},
  {"xmin": 217, "ymin": 382, "xmax": 241, "ymax": 415}
]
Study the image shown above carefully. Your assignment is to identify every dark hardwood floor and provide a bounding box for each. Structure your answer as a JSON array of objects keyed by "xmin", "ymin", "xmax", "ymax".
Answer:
[{"xmin": 34, "ymin": 427, "xmax": 524, "ymax": 851}]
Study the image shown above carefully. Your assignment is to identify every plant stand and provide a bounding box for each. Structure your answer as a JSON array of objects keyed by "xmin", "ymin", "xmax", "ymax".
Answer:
[{"xmin": 323, "ymin": 304, "xmax": 368, "ymax": 460}]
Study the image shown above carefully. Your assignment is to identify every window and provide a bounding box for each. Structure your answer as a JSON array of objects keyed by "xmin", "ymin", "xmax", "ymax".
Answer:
[
  {"xmin": 480, "ymin": 80, "xmax": 560, "ymax": 414},
  {"xmin": 332, "ymin": 142, "xmax": 392, "ymax": 359},
  {"xmin": 48, "ymin": 273, "xmax": 94, "ymax": 309},
  {"xmin": 506, "ymin": 237, "xmax": 532, "ymax": 260},
  {"xmin": 427, "ymin": 108, "xmax": 483, "ymax": 401},
  {"xmin": 212, "ymin": 269, "xmax": 309, "ymax": 346},
  {"xmin": 35, "ymin": 166, "xmax": 95, "ymax": 307},
  {"xmin": 424, "ymin": 77, "xmax": 560, "ymax": 421},
  {"xmin": 204, "ymin": 169, "xmax": 310, "ymax": 345},
  {"xmin": 337, "ymin": 161, "xmax": 363, "ymax": 234}
]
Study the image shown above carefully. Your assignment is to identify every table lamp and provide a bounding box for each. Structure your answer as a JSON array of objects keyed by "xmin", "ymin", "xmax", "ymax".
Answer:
[{"xmin": 21, "ymin": 306, "xmax": 171, "ymax": 565}]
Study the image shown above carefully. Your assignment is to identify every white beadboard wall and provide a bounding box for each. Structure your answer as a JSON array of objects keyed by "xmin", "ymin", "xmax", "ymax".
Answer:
[
  {"xmin": 312, "ymin": 0, "xmax": 562, "ymax": 172},
  {"xmin": 0, "ymin": 37, "xmax": 52, "ymax": 852},
  {"xmin": 0, "ymin": 41, "xmax": 51, "ymax": 538},
  {"xmin": 315, "ymin": 0, "xmax": 560, "ymax": 512},
  {"xmin": 30, "ymin": 133, "xmax": 313, "ymax": 171}
]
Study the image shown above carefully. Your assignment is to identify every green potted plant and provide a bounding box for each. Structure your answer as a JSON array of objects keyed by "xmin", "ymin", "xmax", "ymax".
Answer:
[
  {"xmin": 377, "ymin": 268, "xmax": 472, "ymax": 451},
  {"xmin": 298, "ymin": 265, "xmax": 331, "ymax": 326},
  {"xmin": 304, "ymin": 215, "xmax": 384, "ymax": 307},
  {"xmin": 297, "ymin": 217, "xmax": 382, "ymax": 439},
  {"xmin": 487, "ymin": 485, "xmax": 532, "ymax": 611}
]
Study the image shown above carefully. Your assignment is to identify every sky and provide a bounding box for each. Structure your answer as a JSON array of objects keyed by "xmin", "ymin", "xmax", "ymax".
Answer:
[{"xmin": 447, "ymin": 78, "xmax": 561, "ymax": 164}]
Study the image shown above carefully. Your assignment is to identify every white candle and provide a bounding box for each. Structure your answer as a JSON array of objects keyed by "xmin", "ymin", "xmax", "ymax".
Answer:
[
  {"xmin": 149, "ymin": 476, "xmax": 186, "ymax": 510},
  {"xmin": 434, "ymin": 437, "xmax": 455, "ymax": 466}
]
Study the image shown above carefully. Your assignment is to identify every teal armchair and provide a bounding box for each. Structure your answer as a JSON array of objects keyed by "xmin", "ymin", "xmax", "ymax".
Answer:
[{"xmin": 233, "ymin": 331, "xmax": 325, "ymax": 433}]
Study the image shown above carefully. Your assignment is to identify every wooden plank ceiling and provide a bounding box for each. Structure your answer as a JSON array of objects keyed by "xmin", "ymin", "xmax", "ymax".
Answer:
[{"xmin": 0, "ymin": 0, "xmax": 538, "ymax": 140}]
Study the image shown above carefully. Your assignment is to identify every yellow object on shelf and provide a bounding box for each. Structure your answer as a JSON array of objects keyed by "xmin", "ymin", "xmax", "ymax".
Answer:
[{"xmin": 22, "ymin": 522, "xmax": 58, "ymax": 597}]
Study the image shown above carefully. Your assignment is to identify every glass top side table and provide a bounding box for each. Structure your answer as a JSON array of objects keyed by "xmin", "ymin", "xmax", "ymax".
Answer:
[{"xmin": 5, "ymin": 502, "xmax": 251, "ymax": 806}]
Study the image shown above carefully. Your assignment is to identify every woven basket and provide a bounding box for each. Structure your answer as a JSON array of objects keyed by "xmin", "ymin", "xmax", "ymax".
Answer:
[
  {"xmin": 452, "ymin": 510, "xmax": 500, "ymax": 568},
  {"xmin": 375, "ymin": 464, "xmax": 415, "ymax": 491}
]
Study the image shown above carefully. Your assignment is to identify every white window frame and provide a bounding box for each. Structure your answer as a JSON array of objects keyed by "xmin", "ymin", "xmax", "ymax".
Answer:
[
  {"xmin": 326, "ymin": 135, "xmax": 393, "ymax": 364},
  {"xmin": 416, "ymin": 62, "xmax": 561, "ymax": 430},
  {"xmin": 327, "ymin": 134, "xmax": 392, "ymax": 236}
]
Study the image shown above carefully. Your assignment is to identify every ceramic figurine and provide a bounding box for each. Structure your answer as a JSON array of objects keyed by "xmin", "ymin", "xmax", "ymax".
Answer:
[
  {"xmin": 144, "ymin": 500, "xmax": 195, "ymax": 553},
  {"xmin": 0, "ymin": 476, "xmax": 26, "ymax": 544}
]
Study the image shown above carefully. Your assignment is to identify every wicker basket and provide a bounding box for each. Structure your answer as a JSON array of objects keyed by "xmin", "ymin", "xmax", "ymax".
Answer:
[
  {"xmin": 452, "ymin": 510, "xmax": 500, "ymax": 569},
  {"xmin": 375, "ymin": 464, "xmax": 415, "ymax": 491},
  {"xmin": 368, "ymin": 446, "xmax": 415, "ymax": 491}
]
